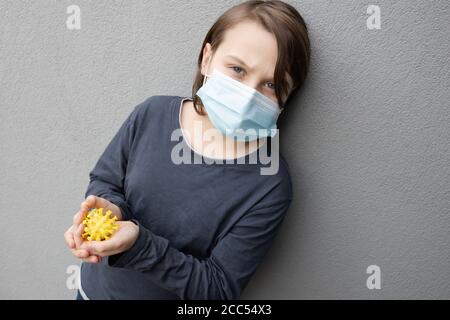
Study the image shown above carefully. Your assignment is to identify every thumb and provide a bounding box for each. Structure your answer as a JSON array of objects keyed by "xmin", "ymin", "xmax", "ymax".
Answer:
[{"xmin": 81, "ymin": 195, "xmax": 97, "ymax": 215}]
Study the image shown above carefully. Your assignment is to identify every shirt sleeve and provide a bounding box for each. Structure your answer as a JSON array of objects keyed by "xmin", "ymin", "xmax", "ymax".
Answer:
[
  {"xmin": 84, "ymin": 104, "xmax": 140, "ymax": 221},
  {"xmin": 107, "ymin": 198, "xmax": 292, "ymax": 300}
]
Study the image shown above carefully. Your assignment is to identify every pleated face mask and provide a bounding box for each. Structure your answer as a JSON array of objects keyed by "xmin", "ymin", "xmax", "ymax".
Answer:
[{"xmin": 196, "ymin": 64, "xmax": 283, "ymax": 142}]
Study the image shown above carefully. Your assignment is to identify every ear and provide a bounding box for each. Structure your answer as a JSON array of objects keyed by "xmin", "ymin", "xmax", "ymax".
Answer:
[{"xmin": 200, "ymin": 43, "xmax": 213, "ymax": 76}]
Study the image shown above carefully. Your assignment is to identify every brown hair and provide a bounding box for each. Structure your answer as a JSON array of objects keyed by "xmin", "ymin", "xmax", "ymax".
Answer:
[{"xmin": 191, "ymin": 0, "xmax": 311, "ymax": 115}]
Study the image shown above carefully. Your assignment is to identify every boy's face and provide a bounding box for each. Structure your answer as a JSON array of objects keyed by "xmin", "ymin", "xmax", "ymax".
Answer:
[{"xmin": 201, "ymin": 20, "xmax": 288, "ymax": 107}]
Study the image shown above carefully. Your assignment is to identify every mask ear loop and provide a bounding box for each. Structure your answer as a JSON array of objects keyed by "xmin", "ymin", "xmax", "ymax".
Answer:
[{"xmin": 202, "ymin": 54, "xmax": 213, "ymax": 86}]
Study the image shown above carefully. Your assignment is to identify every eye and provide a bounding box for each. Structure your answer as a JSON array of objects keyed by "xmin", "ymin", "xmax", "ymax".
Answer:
[
  {"xmin": 266, "ymin": 82, "xmax": 275, "ymax": 90},
  {"xmin": 231, "ymin": 66, "xmax": 244, "ymax": 75}
]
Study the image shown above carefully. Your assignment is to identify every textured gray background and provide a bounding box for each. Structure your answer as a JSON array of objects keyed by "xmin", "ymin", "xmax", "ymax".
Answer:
[{"xmin": 0, "ymin": 0, "xmax": 449, "ymax": 299}]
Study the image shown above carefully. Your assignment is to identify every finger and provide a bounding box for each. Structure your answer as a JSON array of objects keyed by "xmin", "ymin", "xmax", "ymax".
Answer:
[
  {"xmin": 82, "ymin": 255, "xmax": 101, "ymax": 264},
  {"xmin": 74, "ymin": 222, "xmax": 85, "ymax": 248},
  {"xmin": 83, "ymin": 240, "xmax": 118, "ymax": 257},
  {"xmin": 80, "ymin": 195, "xmax": 97, "ymax": 215},
  {"xmin": 72, "ymin": 211, "xmax": 82, "ymax": 225},
  {"xmin": 78, "ymin": 243, "xmax": 104, "ymax": 262},
  {"xmin": 71, "ymin": 248, "xmax": 90, "ymax": 259},
  {"xmin": 64, "ymin": 227, "xmax": 75, "ymax": 249}
]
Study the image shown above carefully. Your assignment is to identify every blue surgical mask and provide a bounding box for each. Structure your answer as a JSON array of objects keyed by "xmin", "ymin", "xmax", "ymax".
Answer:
[{"xmin": 196, "ymin": 57, "xmax": 283, "ymax": 142}]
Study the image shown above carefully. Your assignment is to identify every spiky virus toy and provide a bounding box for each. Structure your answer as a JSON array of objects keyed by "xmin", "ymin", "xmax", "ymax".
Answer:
[{"xmin": 82, "ymin": 208, "xmax": 119, "ymax": 241}]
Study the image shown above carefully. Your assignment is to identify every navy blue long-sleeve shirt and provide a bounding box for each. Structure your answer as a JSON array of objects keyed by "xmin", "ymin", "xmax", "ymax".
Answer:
[{"xmin": 80, "ymin": 95, "xmax": 293, "ymax": 300}]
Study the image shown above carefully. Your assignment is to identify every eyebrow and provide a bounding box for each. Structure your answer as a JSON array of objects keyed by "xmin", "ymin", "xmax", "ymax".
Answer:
[{"xmin": 225, "ymin": 54, "xmax": 274, "ymax": 82}]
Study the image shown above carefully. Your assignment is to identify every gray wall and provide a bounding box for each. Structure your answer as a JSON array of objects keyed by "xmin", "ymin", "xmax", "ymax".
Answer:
[{"xmin": 0, "ymin": 0, "xmax": 448, "ymax": 299}]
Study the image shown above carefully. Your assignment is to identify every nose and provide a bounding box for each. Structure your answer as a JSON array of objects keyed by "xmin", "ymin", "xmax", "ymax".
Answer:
[{"xmin": 242, "ymin": 79, "xmax": 259, "ymax": 91}]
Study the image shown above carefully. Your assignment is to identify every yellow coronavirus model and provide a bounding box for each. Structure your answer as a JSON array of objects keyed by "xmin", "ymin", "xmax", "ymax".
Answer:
[{"xmin": 82, "ymin": 207, "xmax": 120, "ymax": 241}]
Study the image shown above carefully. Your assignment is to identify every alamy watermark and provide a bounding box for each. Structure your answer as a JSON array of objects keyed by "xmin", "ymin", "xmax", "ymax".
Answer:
[
  {"xmin": 66, "ymin": 5, "xmax": 81, "ymax": 30},
  {"xmin": 366, "ymin": 264, "xmax": 381, "ymax": 289},
  {"xmin": 66, "ymin": 264, "xmax": 80, "ymax": 290},
  {"xmin": 170, "ymin": 122, "xmax": 280, "ymax": 176},
  {"xmin": 367, "ymin": 5, "xmax": 381, "ymax": 30}
]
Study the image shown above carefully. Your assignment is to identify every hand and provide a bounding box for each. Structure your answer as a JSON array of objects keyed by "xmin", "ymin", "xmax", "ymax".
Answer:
[
  {"xmin": 79, "ymin": 221, "xmax": 139, "ymax": 262},
  {"xmin": 64, "ymin": 195, "xmax": 123, "ymax": 263}
]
